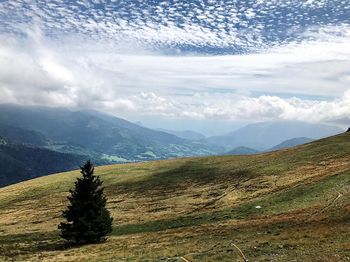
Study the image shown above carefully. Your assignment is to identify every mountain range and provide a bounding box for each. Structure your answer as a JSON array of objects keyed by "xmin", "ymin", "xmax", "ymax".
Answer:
[
  {"xmin": 0, "ymin": 104, "xmax": 221, "ymax": 186},
  {"xmin": 223, "ymin": 137, "xmax": 315, "ymax": 156},
  {"xmin": 0, "ymin": 104, "xmax": 344, "ymax": 187},
  {"xmin": 0, "ymin": 104, "xmax": 218, "ymax": 161},
  {"xmin": 206, "ymin": 121, "xmax": 343, "ymax": 150}
]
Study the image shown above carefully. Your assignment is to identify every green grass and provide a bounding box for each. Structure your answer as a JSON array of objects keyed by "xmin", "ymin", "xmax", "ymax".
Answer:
[{"xmin": 111, "ymin": 170, "xmax": 350, "ymax": 236}]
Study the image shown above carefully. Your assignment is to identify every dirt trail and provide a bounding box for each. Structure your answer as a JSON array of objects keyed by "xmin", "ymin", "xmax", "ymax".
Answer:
[
  {"xmin": 307, "ymin": 191, "xmax": 343, "ymax": 221},
  {"xmin": 319, "ymin": 192, "xmax": 343, "ymax": 214}
]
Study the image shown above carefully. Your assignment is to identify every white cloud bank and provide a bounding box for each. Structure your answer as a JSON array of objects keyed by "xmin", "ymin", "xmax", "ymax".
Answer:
[{"xmin": 90, "ymin": 91, "xmax": 350, "ymax": 125}]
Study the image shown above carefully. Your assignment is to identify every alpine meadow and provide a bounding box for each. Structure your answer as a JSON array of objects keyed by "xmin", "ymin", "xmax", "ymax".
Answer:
[{"xmin": 1, "ymin": 133, "xmax": 350, "ymax": 261}]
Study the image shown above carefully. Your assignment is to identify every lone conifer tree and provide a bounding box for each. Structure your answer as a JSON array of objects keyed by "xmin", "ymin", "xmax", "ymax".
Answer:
[{"xmin": 58, "ymin": 160, "xmax": 113, "ymax": 244}]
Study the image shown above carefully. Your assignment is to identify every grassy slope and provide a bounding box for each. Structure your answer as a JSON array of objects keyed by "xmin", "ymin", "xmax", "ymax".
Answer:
[{"xmin": 1, "ymin": 133, "xmax": 350, "ymax": 261}]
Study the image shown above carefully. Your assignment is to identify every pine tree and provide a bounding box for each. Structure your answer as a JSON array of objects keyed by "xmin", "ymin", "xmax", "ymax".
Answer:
[{"xmin": 58, "ymin": 160, "xmax": 113, "ymax": 244}]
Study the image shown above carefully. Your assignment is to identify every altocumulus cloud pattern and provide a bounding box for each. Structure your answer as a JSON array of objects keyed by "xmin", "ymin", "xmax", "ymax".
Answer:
[{"xmin": 2, "ymin": 0, "xmax": 350, "ymax": 53}]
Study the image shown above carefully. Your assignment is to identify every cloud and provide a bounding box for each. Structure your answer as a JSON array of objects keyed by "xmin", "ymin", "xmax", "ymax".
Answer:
[
  {"xmin": 1, "ymin": 25, "xmax": 350, "ymax": 126},
  {"xmin": 0, "ymin": 0, "xmax": 350, "ymax": 127},
  {"xmin": 2, "ymin": 0, "xmax": 350, "ymax": 53},
  {"xmin": 0, "ymin": 39, "xmax": 72, "ymax": 105},
  {"xmin": 92, "ymin": 91, "xmax": 350, "ymax": 126}
]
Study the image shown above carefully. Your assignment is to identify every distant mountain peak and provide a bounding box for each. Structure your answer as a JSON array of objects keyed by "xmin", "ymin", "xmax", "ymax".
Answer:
[
  {"xmin": 206, "ymin": 121, "xmax": 343, "ymax": 150},
  {"xmin": 268, "ymin": 137, "xmax": 314, "ymax": 152}
]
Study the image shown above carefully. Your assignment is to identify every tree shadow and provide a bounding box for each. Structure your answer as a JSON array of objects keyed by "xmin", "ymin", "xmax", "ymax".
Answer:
[{"xmin": 0, "ymin": 231, "xmax": 114, "ymax": 257}]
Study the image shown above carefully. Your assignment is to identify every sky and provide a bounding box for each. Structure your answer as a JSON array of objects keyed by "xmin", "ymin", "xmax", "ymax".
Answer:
[{"xmin": 0, "ymin": 0, "xmax": 350, "ymax": 135}]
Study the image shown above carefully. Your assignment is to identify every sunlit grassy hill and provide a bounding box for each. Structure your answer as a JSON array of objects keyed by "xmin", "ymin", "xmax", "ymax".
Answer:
[{"xmin": 1, "ymin": 133, "xmax": 350, "ymax": 261}]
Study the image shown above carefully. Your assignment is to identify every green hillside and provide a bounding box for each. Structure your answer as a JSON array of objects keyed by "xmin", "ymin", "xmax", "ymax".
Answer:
[
  {"xmin": 0, "ymin": 140, "xmax": 86, "ymax": 187},
  {"xmin": 1, "ymin": 133, "xmax": 350, "ymax": 261},
  {"xmin": 0, "ymin": 105, "xmax": 221, "ymax": 162}
]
